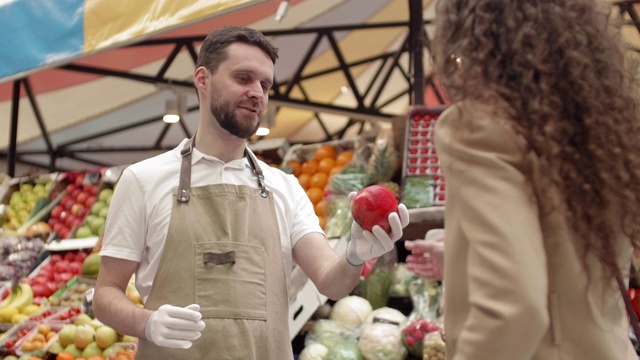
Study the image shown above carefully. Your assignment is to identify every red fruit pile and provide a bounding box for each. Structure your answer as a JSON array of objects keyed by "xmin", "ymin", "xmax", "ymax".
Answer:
[
  {"xmin": 401, "ymin": 319, "xmax": 441, "ymax": 357},
  {"xmin": 48, "ymin": 172, "xmax": 100, "ymax": 240},
  {"xmin": 22, "ymin": 251, "xmax": 89, "ymax": 300},
  {"xmin": 351, "ymin": 185, "xmax": 399, "ymax": 233}
]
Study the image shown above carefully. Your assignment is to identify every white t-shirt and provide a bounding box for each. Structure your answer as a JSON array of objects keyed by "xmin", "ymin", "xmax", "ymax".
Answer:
[{"xmin": 99, "ymin": 139, "xmax": 324, "ymax": 302}]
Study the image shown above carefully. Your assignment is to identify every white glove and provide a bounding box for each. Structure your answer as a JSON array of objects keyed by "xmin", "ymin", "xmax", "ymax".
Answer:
[
  {"xmin": 346, "ymin": 192, "xmax": 410, "ymax": 266},
  {"xmin": 145, "ymin": 304, "xmax": 206, "ymax": 349}
]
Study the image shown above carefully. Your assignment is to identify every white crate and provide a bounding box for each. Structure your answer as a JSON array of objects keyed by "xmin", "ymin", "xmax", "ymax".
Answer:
[
  {"xmin": 288, "ymin": 276, "xmax": 326, "ymax": 341},
  {"xmin": 288, "ymin": 236, "xmax": 348, "ymax": 340}
]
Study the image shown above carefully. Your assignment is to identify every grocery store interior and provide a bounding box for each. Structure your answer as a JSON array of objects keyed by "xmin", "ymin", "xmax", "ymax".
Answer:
[{"xmin": 1, "ymin": 0, "xmax": 640, "ymax": 359}]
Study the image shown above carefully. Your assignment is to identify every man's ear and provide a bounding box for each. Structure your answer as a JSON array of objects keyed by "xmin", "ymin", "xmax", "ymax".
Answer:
[{"xmin": 194, "ymin": 67, "xmax": 208, "ymax": 91}]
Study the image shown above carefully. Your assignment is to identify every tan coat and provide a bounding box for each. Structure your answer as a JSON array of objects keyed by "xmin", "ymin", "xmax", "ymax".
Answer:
[{"xmin": 434, "ymin": 101, "xmax": 636, "ymax": 360}]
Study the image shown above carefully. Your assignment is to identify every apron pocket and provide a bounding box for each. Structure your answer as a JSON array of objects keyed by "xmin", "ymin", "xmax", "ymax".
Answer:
[{"xmin": 195, "ymin": 242, "xmax": 267, "ymax": 320}]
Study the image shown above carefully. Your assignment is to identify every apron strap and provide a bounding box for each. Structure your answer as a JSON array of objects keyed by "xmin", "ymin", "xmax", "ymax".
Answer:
[
  {"xmin": 178, "ymin": 135, "xmax": 269, "ymax": 202},
  {"xmin": 245, "ymin": 149, "xmax": 269, "ymax": 198},
  {"xmin": 177, "ymin": 136, "xmax": 195, "ymax": 203}
]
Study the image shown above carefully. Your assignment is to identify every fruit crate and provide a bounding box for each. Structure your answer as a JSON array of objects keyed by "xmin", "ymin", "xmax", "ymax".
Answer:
[
  {"xmin": 0, "ymin": 173, "xmax": 58, "ymax": 233},
  {"xmin": 46, "ymin": 170, "xmax": 103, "ymax": 241},
  {"xmin": 281, "ymin": 138, "xmax": 360, "ymax": 166},
  {"xmin": 401, "ymin": 105, "xmax": 448, "ymax": 207}
]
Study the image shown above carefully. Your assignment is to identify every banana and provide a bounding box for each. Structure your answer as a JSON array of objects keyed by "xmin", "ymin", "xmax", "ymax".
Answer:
[
  {"xmin": 0, "ymin": 288, "xmax": 15, "ymax": 311},
  {"xmin": 7, "ymin": 283, "xmax": 33, "ymax": 312}
]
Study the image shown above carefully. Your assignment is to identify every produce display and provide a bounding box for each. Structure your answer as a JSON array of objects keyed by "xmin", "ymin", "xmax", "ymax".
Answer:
[
  {"xmin": 402, "ymin": 106, "xmax": 447, "ymax": 207},
  {"xmin": 0, "ymin": 125, "xmax": 449, "ymax": 360},
  {"xmin": 47, "ymin": 171, "xmax": 102, "ymax": 240},
  {"xmin": 282, "ymin": 142, "xmax": 356, "ymax": 230},
  {"xmin": 299, "ymin": 256, "xmax": 445, "ymax": 360},
  {"xmin": 0, "ymin": 165, "xmax": 137, "ymax": 360},
  {"xmin": 23, "ymin": 250, "xmax": 90, "ymax": 302}
]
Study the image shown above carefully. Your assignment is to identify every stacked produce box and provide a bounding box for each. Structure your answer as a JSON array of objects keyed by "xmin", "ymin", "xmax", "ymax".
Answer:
[{"xmin": 402, "ymin": 105, "xmax": 448, "ymax": 209}]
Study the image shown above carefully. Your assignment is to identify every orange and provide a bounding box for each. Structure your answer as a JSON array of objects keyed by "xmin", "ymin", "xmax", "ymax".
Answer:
[
  {"xmin": 297, "ymin": 173, "xmax": 311, "ymax": 189},
  {"xmin": 306, "ymin": 187, "xmax": 324, "ymax": 204},
  {"xmin": 310, "ymin": 172, "xmax": 329, "ymax": 189},
  {"xmin": 318, "ymin": 216, "xmax": 326, "ymax": 229},
  {"xmin": 314, "ymin": 200, "xmax": 327, "ymax": 217},
  {"xmin": 317, "ymin": 157, "xmax": 336, "ymax": 174},
  {"xmin": 314, "ymin": 145, "xmax": 336, "ymax": 161},
  {"xmin": 301, "ymin": 159, "xmax": 319, "ymax": 175},
  {"xmin": 336, "ymin": 151, "xmax": 354, "ymax": 166},
  {"xmin": 330, "ymin": 165, "xmax": 344, "ymax": 177},
  {"xmin": 287, "ymin": 161, "xmax": 302, "ymax": 176}
]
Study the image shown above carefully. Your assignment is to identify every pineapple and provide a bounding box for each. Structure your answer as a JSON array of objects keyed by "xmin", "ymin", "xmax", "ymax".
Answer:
[{"xmin": 370, "ymin": 145, "xmax": 399, "ymax": 184}]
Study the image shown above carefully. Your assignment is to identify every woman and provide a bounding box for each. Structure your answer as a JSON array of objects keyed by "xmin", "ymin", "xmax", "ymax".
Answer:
[{"xmin": 431, "ymin": 1, "xmax": 640, "ymax": 359}]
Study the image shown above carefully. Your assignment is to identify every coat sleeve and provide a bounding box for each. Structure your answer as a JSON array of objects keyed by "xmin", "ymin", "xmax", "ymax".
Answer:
[{"xmin": 435, "ymin": 104, "xmax": 549, "ymax": 359}]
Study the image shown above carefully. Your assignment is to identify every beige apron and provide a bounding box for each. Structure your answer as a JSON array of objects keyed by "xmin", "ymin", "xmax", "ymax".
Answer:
[{"xmin": 136, "ymin": 138, "xmax": 293, "ymax": 359}]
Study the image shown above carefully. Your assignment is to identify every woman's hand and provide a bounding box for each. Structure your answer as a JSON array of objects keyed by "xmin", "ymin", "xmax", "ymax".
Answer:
[{"xmin": 404, "ymin": 229, "xmax": 445, "ymax": 280}]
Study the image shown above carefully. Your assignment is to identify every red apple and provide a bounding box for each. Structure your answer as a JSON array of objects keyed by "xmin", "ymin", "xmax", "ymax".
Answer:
[
  {"xmin": 351, "ymin": 185, "xmax": 399, "ymax": 233},
  {"xmin": 32, "ymin": 284, "xmax": 48, "ymax": 298},
  {"xmin": 69, "ymin": 261, "xmax": 82, "ymax": 275},
  {"xmin": 85, "ymin": 195, "xmax": 97, "ymax": 208},
  {"xmin": 76, "ymin": 190, "xmax": 89, "ymax": 204},
  {"xmin": 50, "ymin": 205, "xmax": 64, "ymax": 220},
  {"xmin": 70, "ymin": 188, "xmax": 81, "ymax": 200},
  {"xmin": 54, "ymin": 260, "xmax": 70, "ymax": 273},
  {"xmin": 70, "ymin": 203, "xmax": 85, "ymax": 217},
  {"xmin": 50, "ymin": 254, "xmax": 63, "ymax": 264},
  {"xmin": 66, "ymin": 183, "xmax": 79, "ymax": 195},
  {"xmin": 63, "ymin": 251, "xmax": 76, "ymax": 262},
  {"xmin": 75, "ymin": 172, "xmax": 85, "ymax": 187},
  {"xmin": 46, "ymin": 282, "xmax": 58, "ymax": 296},
  {"xmin": 75, "ymin": 251, "xmax": 88, "ymax": 262}
]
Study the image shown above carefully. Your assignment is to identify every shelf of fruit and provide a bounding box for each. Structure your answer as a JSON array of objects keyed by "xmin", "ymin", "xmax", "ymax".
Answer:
[{"xmin": 0, "ymin": 249, "xmax": 140, "ymax": 360}]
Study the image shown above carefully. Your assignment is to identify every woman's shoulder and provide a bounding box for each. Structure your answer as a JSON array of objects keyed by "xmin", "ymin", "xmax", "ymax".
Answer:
[{"xmin": 436, "ymin": 99, "xmax": 529, "ymax": 158}]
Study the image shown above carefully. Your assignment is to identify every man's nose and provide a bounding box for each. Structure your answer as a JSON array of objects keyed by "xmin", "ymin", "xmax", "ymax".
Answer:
[{"xmin": 247, "ymin": 82, "xmax": 264, "ymax": 100}]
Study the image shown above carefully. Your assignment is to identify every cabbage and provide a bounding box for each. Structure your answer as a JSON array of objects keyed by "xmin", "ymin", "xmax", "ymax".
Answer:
[
  {"xmin": 305, "ymin": 319, "xmax": 358, "ymax": 349},
  {"xmin": 330, "ymin": 296, "xmax": 372, "ymax": 329},
  {"xmin": 364, "ymin": 307, "xmax": 407, "ymax": 327},
  {"xmin": 326, "ymin": 342, "xmax": 363, "ymax": 360},
  {"xmin": 299, "ymin": 343, "xmax": 329, "ymax": 360},
  {"xmin": 358, "ymin": 323, "xmax": 407, "ymax": 360}
]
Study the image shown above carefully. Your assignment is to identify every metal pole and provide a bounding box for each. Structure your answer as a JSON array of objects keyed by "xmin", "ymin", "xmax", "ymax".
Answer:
[
  {"xmin": 8, "ymin": 80, "xmax": 21, "ymax": 177},
  {"xmin": 409, "ymin": 0, "xmax": 425, "ymax": 105}
]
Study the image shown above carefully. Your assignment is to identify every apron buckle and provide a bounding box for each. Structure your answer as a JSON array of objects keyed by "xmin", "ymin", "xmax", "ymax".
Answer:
[{"xmin": 203, "ymin": 251, "xmax": 236, "ymax": 266}]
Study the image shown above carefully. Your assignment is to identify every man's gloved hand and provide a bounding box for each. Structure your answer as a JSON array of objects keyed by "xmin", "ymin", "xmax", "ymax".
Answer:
[
  {"xmin": 346, "ymin": 192, "xmax": 410, "ymax": 266},
  {"xmin": 145, "ymin": 304, "xmax": 206, "ymax": 349}
]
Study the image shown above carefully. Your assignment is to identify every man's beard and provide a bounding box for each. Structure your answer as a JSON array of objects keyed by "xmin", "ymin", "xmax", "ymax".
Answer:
[{"xmin": 209, "ymin": 95, "xmax": 261, "ymax": 139}]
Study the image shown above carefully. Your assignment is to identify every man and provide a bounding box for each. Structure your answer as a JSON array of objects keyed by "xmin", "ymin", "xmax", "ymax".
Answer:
[{"xmin": 93, "ymin": 26, "xmax": 409, "ymax": 359}]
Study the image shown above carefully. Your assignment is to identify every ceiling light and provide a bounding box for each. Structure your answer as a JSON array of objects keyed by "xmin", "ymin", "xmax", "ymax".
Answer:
[
  {"xmin": 255, "ymin": 103, "xmax": 277, "ymax": 137},
  {"xmin": 256, "ymin": 127, "xmax": 270, "ymax": 136},
  {"xmin": 163, "ymin": 93, "xmax": 186, "ymax": 123},
  {"xmin": 340, "ymin": 86, "xmax": 349, "ymax": 94},
  {"xmin": 275, "ymin": 0, "xmax": 289, "ymax": 22}
]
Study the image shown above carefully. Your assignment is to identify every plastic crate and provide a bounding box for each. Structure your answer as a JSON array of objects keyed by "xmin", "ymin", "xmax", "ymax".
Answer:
[{"xmin": 402, "ymin": 105, "xmax": 448, "ymax": 206}]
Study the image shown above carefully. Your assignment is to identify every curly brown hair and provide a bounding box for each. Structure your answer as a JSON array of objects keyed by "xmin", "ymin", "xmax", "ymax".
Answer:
[{"xmin": 433, "ymin": 0, "xmax": 640, "ymax": 280}]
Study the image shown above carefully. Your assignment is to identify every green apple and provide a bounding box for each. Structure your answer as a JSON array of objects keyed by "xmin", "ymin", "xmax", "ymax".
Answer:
[
  {"xmin": 98, "ymin": 188, "xmax": 114, "ymax": 205},
  {"xmin": 75, "ymin": 226, "xmax": 94, "ymax": 238},
  {"xmin": 91, "ymin": 200, "xmax": 108, "ymax": 216}
]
